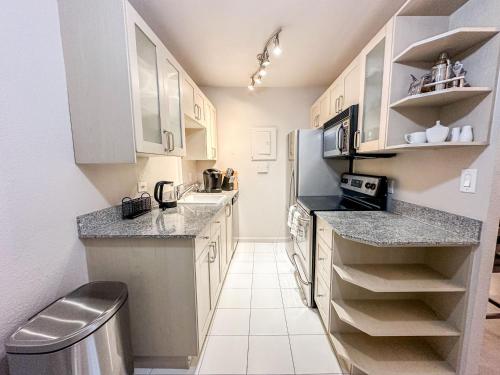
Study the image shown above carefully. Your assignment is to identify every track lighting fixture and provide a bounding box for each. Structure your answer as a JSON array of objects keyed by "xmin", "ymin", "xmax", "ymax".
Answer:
[{"xmin": 248, "ymin": 28, "xmax": 282, "ymax": 90}]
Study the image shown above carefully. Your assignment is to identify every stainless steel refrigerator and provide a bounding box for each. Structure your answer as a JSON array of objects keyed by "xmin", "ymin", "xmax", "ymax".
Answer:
[{"xmin": 285, "ymin": 129, "xmax": 348, "ymax": 306}]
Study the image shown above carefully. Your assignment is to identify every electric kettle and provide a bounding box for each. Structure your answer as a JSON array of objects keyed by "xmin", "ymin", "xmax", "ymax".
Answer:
[{"xmin": 154, "ymin": 181, "xmax": 177, "ymax": 210}]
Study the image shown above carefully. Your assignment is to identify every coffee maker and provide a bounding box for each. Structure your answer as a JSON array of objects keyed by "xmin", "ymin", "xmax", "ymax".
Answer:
[{"xmin": 203, "ymin": 169, "xmax": 222, "ymax": 193}]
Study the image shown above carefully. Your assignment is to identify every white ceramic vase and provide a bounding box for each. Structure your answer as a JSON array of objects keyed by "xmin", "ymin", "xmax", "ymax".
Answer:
[{"xmin": 426, "ymin": 121, "xmax": 449, "ymax": 143}]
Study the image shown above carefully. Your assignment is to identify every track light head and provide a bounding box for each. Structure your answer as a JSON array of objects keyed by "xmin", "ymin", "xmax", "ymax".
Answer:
[{"xmin": 272, "ymin": 35, "xmax": 282, "ymax": 56}]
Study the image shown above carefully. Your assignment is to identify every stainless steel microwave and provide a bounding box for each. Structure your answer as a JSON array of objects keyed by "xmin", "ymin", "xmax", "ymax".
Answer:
[{"xmin": 323, "ymin": 105, "xmax": 358, "ymax": 158}]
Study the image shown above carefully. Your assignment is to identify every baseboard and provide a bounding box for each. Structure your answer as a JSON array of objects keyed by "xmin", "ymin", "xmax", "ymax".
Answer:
[{"xmin": 237, "ymin": 236, "xmax": 289, "ymax": 242}]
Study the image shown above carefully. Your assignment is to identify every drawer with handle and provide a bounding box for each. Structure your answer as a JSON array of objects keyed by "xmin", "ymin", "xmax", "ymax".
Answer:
[
  {"xmin": 316, "ymin": 217, "xmax": 333, "ymax": 248},
  {"xmin": 195, "ymin": 224, "xmax": 211, "ymax": 259},
  {"xmin": 315, "ymin": 271, "xmax": 330, "ymax": 328},
  {"xmin": 211, "ymin": 212, "xmax": 224, "ymax": 237},
  {"xmin": 316, "ymin": 238, "xmax": 332, "ymax": 284}
]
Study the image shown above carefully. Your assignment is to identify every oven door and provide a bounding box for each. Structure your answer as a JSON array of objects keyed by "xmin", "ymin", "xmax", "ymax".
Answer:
[{"xmin": 323, "ymin": 123, "xmax": 345, "ymax": 158}]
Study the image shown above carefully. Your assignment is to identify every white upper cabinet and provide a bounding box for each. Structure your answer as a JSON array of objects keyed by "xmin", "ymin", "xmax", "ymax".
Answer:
[
  {"xmin": 310, "ymin": 100, "xmax": 321, "ymax": 128},
  {"xmin": 127, "ymin": 8, "xmax": 185, "ymax": 157},
  {"xmin": 329, "ymin": 58, "xmax": 361, "ymax": 118},
  {"xmin": 357, "ymin": 19, "xmax": 394, "ymax": 153},
  {"xmin": 58, "ymin": 0, "xmax": 188, "ymax": 163},
  {"xmin": 312, "ymin": 55, "xmax": 361, "ymax": 129}
]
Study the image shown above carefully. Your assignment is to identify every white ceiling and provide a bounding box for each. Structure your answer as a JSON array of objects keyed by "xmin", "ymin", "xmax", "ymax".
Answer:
[{"xmin": 129, "ymin": 0, "xmax": 406, "ymax": 87}]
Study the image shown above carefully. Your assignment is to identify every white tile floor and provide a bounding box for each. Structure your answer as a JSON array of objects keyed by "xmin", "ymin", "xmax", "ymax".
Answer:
[{"xmin": 135, "ymin": 242, "xmax": 345, "ymax": 375}]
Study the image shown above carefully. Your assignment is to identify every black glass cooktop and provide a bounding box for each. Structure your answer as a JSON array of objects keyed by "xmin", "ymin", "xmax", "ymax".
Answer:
[{"xmin": 297, "ymin": 195, "xmax": 377, "ymax": 214}]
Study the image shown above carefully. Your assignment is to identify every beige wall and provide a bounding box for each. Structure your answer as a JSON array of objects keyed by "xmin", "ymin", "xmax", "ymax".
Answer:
[
  {"xmin": 0, "ymin": 1, "xmax": 182, "ymax": 372},
  {"xmin": 196, "ymin": 87, "xmax": 325, "ymax": 241},
  {"xmin": 80, "ymin": 157, "xmax": 183, "ymax": 206}
]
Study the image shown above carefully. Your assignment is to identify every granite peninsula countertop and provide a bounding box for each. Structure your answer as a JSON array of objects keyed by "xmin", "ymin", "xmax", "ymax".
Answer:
[
  {"xmin": 315, "ymin": 200, "xmax": 481, "ymax": 247},
  {"xmin": 77, "ymin": 190, "xmax": 238, "ymax": 240}
]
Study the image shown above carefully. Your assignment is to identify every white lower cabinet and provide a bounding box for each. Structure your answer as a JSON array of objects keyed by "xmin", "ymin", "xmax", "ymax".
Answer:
[
  {"xmin": 85, "ymin": 207, "xmax": 231, "ymax": 369},
  {"xmin": 209, "ymin": 231, "xmax": 222, "ymax": 308},
  {"xmin": 196, "ymin": 244, "xmax": 212, "ymax": 347}
]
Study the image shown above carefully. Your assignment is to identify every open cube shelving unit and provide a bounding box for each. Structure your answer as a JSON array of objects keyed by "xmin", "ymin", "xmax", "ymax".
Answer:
[
  {"xmin": 327, "ymin": 235, "xmax": 473, "ymax": 375},
  {"xmin": 383, "ymin": 0, "xmax": 500, "ymax": 152}
]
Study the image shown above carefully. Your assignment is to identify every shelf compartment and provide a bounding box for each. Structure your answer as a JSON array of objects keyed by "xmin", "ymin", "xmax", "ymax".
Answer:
[
  {"xmin": 385, "ymin": 141, "xmax": 488, "ymax": 151},
  {"xmin": 397, "ymin": 0, "xmax": 468, "ymax": 17},
  {"xmin": 331, "ymin": 333, "xmax": 455, "ymax": 375},
  {"xmin": 390, "ymin": 87, "xmax": 491, "ymax": 108},
  {"xmin": 331, "ymin": 299, "xmax": 460, "ymax": 337},
  {"xmin": 333, "ymin": 264, "xmax": 466, "ymax": 293},
  {"xmin": 394, "ymin": 27, "xmax": 499, "ymax": 63}
]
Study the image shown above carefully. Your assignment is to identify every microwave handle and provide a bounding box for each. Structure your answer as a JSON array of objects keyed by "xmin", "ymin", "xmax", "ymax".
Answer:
[{"xmin": 336, "ymin": 125, "xmax": 343, "ymax": 151}]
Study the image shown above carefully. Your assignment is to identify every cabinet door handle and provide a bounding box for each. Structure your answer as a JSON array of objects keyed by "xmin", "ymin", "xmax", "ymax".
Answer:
[
  {"xmin": 354, "ymin": 130, "xmax": 361, "ymax": 149},
  {"xmin": 339, "ymin": 95, "xmax": 344, "ymax": 112},
  {"xmin": 209, "ymin": 243, "xmax": 216, "ymax": 262},
  {"xmin": 163, "ymin": 130, "xmax": 172, "ymax": 152},
  {"xmin": 168, "ymin": 131, "xmax": 174, "ymax": 152},
  {"xmin": 193, "ymin": 104, "xmax": 197, "ymax": 119}
]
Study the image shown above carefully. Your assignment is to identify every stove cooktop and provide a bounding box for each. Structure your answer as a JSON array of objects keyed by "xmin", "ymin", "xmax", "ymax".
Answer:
[{"xmin": 297, "ymin": 195, "xmax": 378, "ymax": 214}]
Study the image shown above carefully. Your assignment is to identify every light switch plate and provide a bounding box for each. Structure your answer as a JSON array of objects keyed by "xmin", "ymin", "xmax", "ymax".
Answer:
[
  {"xmin": 138, "ymin": 181, "xmax": 148, "ymax": 193},
  {"xmin": 460, "ymin": 169, "xmax": 477, "ymax": 193}
]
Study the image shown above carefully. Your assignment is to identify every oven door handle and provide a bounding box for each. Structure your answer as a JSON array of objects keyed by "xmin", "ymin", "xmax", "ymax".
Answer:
[{"xmin": 291, "ymin": 253, "xmax": 311, "ymax": 285}]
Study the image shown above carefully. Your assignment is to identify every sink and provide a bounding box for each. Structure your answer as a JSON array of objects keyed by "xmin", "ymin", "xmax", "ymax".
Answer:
[{"xmin": 178, "ymin": 193, "xmax": 227, "ymax": 205}]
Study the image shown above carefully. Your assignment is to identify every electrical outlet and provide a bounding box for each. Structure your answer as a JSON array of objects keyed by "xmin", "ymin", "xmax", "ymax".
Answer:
[
  {"xmin": 460, "ymin": 169, "xmax": 477, "ymax": 193},
  {"xmin": 138, "ymin": 181, "xmax": 147, "ymax": 193},
  {"xmin": 387, "ymin": 180, "xmax": 395, "ymax": 194}
]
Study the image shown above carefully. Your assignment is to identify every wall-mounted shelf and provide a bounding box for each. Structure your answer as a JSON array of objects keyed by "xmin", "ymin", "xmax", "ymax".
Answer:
[
  {"xmin": 385, "ymin": 141, "xmax": 488, "ymax": 151},
  {"xmin": 331, "ymin": 299, "xmax": 460, "ymax": 337},
  {"xmin": 390, "ymin": 87, "xmax": 491, "ymax": 109},
  {"xmin": 332, "ymin": 264, "xmax": 465, "ymax": 293},
  {"xmin": 397, "ymin": 0, "xmax": 468, "ymax": 16},
  {"xmin": 394, "ymin": 27, "xmax": 499, "ymax": 64},
  {"xmin": 331, "ymin": 333, "xmax": 456, "ymax": 375}
]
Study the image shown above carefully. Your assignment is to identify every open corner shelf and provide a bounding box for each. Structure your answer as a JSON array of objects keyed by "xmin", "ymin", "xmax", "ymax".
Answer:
[
  {"xmin": 385, "ymin": 141, "xmax": 488, "ymax": 151},
  {"xmin": 332, "ymin": 264, "xmax": 466, "ymax": 293},
  {"xmin": 330, "ymin": 333, "xmax": 456, "ymax": 375},
  {"xmin": 393, "ymin": 27, "xmax": 499, "ymax": 63},
  {"xmin": 331, "ymin": 299, "xmax": 460, "ymax": 337},
  {"xmin": 397, "ymin": 0, "xmax": 468, "ymax": 17},
  {"xmin": 390, "ymin": 87, "xmax": 491, "ymax": 108}
]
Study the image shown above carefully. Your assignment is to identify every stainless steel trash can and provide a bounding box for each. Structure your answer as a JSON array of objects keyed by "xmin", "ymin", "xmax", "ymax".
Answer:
[{"xmin": 6, "ymin": 281, "xmax": 133, "ymax": 375}]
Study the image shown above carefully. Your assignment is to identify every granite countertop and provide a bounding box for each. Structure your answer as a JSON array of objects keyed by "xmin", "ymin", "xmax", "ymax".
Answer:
[
  {"xmin": 315, "ymin": 200, "xmax": 481, "ymax": 247},
  {"xmin": 77, "ymin": 190, "xmax": 238, "ymax": 240}
]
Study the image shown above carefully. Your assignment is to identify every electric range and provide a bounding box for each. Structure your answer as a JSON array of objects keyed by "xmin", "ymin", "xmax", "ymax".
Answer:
[{"xmin": 288, "ymin": 173, "xmax": 388, "ymax": 307}]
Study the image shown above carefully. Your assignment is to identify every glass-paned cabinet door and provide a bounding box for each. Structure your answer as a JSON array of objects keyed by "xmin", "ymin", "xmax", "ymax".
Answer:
[
  {"xmin": 357, "ymin": 19, "xmax": 393, "ymax": 153},
  {"xmin": 134, "ymin": 25, "xmax": 164, "ymax": 153},
  {"xmin": 361, "ymin": 38, "xmax": 385, "ymax": 144},
  {"xmin": 160, "ymin": 56, "xmax": 184, "ymax": 156}
]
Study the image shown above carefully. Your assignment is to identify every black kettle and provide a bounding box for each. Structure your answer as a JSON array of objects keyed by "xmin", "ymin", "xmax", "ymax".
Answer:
[{"xmin": 154, "ymin": 181, "xmax": 177, "ymax": 210}]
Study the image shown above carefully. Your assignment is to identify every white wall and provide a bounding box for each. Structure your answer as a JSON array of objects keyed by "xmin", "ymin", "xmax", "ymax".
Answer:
[
  {"xmin": 0, "ymin": 1, "xmax": 181, "ymax": 372},
  {"xmin": 197, "ymin": 87, "xmax": 324, "ymax": 241}
]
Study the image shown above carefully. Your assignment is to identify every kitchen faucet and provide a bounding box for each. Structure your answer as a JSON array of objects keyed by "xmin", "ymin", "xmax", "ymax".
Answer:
[{"xmin": 175, "ymin": 183, "xmax": 200, "ymax": 200}]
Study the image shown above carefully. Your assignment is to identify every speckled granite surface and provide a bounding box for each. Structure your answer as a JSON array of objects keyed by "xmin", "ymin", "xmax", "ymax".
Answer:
[
  {"xmin": 316, "ymin": 200, "xmax": 481, "ymax": 247},
  {"xmin": 77, "ymin": 191, "xmax": 238, "ymax": 239}
]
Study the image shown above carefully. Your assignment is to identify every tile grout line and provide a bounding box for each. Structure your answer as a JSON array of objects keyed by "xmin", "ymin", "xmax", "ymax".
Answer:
[
  {"xmin": 279, "ymin": 265, "xmax": 297, "ymax": 375},
  {"xmin": 245, "ymin": 242, "xmax": 255, "ymax": 375}
]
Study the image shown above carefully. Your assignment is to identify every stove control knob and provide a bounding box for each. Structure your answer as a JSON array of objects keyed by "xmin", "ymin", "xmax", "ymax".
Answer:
[
  {"xmin": 364, "ymin": 182, "xmax": 370, "ymax": 189},
  {"xmin": 370, "ymin": 184, "xmax": 377, "ymax": 190},
  {"xmin": 341, "ymin": 178, "xmax": 348, "ymax": 184}
]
